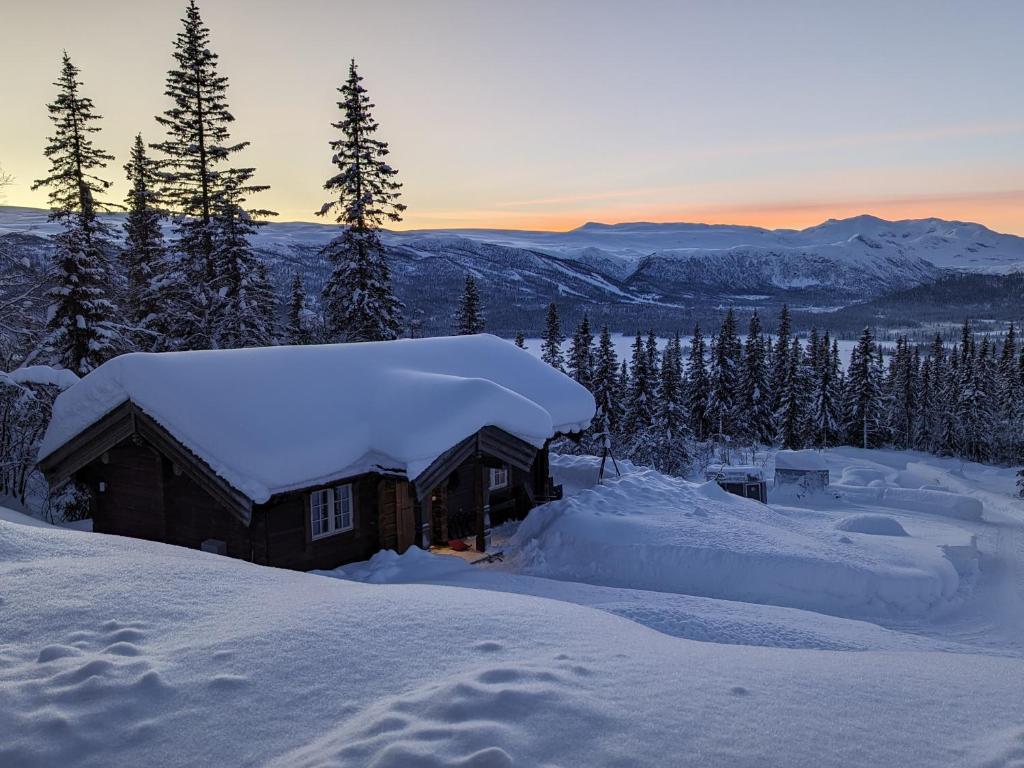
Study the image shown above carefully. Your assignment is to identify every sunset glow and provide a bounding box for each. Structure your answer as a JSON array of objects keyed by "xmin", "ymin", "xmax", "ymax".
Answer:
[{"xmin": 3, "ymin": 0, "xmax": 1024, "ymax": 233}]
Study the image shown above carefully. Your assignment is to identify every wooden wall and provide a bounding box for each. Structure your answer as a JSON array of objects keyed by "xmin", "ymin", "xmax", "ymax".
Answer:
[
  {"xmin": 257, "ymin": 476, "xmax": 382, "ymax": 571},
  {"xmin": 74, "ymin": 435, "xmax": 557, "ymax": 571}
]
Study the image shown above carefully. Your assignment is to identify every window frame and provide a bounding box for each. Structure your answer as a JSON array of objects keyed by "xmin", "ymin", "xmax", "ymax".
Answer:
[
  {"xmin": 310, "ymin": 483, "xmax": 356, "ymax": 540},
  {"xmin": 489, "ymin": 465, "xmax": 509, "ymax": 491}
]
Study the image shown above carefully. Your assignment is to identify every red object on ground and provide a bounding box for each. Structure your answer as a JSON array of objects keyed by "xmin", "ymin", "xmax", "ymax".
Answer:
[{"xmin": 448, "ymin": 539, "xmax": 470, "ymax": 552}]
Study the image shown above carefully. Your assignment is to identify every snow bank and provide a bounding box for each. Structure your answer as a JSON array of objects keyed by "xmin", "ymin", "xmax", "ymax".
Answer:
[
  {"xmin": 833, "ymin": 485, "xmax": 984, "ymax": 521},
  {"xmin": 836, "ymin": 515, "xmax": 909, "ymax": 537},
  {"xmin": 3, "ymin": 518, "xmax": 1024, "ymax": 768},
  {"xmin": 38, "ymin": 335, "xmax": 595, "ymax": 502},
  {"xmin": 5, "ymin": 365, "xmax": 80, "ymax": 391},
  {"xmin": 775, "ymin": 450, "xmax": 829, "ymax": 471},
  {"xmin": 520, "ymin": 458, "xmax": 965, "ymax": 618}
]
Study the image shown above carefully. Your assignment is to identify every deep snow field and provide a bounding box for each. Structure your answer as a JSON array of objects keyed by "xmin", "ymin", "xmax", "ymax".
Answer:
[{"xmin": 2, "ymin": 448, "xmax": 1024, "ymax": 767}]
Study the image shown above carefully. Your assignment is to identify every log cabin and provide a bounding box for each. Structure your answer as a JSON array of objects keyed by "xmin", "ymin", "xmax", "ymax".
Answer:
[{"xmin": 37, "ymin": 335, "xmax": 595, "ymax": 571}]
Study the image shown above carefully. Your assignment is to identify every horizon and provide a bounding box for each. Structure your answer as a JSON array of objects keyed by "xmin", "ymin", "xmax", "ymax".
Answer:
[
  {"xmin": 1, "ymin": 201, "xmax": 1018, "ymax": 238},
  {"xmin": 3, "ymin": 1, "xmax": 1024, "ymax": 233}
]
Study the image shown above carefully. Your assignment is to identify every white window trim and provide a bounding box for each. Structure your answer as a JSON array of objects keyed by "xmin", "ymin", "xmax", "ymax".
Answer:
[
  {"xmin": 310, "ymin": 483, "xmax": 355, "ymax": 540},
  {"xmin": 489, "ymin": 465, "xmax": 509, "ymax": 491}
]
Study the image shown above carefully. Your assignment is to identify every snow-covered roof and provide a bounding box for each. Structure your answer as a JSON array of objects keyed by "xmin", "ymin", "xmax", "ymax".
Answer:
[
  {"xmin": 705, "ymin": 465, "xmax": 765, "ymax": 482},
  {"xmin": 774, "ymin": 450, "xmax": 829, "ymax": 472},
  {"xmin": 38, "ymin": 335, "xmax": 595, "ymax": 503}
]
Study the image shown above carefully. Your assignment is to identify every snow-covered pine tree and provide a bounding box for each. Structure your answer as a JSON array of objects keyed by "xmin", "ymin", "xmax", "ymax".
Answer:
[
  {"xmin": 923, "ymin": 334, "xmax": 949, "ymax": 454},
  {"xmin": 810, "ymin": 334, "xmax": 843, "ymax": 448},
  {"xmin": 686, "ymin": 323, "xmax": 711, "ymax": 440},
  {"xmin": 31, "ymin": 52, "xmax": 120, "ymax": 374},
  {"xmin": 514, "ymin": 331, "xmax": 527, "ymax": 349},
  {"xmin": 589, "ymin": 325, "xmax": 620, "ymax": 455},
  {"xmin": 886, "ymin": 336, "xmax": 918, "ymax": 450},
  {"xmin": 286, "ymin": 273, "xmax": 311, "ymax": 345},
  {"xmin": 996, "ymin": 324, "xmax": 1022, "ymax": 462},
  {"xmin": 708, "ymin": 308, "xmax": 741, "ymax": 442},
  {"xmin": 541, "ymin": 302, "xmax": 565, "ymax": 370},
  {"xmin": 153, "ymin": 0, "xmax": 271, "ymax": 349},
  {"xmin": 769, "ymin": 304, "xmax": 792, "ymax": 415},
  {"xmin": 644, "ymin": 332, "xmax": 690, "ymax": 475},
  {"xmin": 455, "ymin": 274, "xmax": 484, "ymax": 335},
  {"xmin": 121, "ymin": 134, "xmax": 167, "ymax": 350},
  {"xmin": 567, "ymin": 313, "xmax": 595, "ymax": 390},
  {"xmin": 844, "ymin": 327, "xmax": 884, "ymax": 449},
  {"xmin": 645, "ymin": 329, "xmax": 660, "ymax": 382},
  {"xmin": 740, "ymin": 311, "xmax": 773, "ymax": 446},
  {"xmin": 776, "ymin": 336, "xmax": 809, "ymax": 450},
  {"xmin": 317, "ymin": 59, "xmax": 405, "ymax": 342},
  {"xmin": 621, "ymin": 331, "xmax": 656, "ymax": 454},
  {"xmin": 210, "ymin": 175, "xmax": 277, "ymax": 348}
]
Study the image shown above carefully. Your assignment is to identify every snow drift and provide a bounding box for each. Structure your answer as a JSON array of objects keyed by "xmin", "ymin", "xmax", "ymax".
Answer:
[
  {"xmin": 38, "ymin": 335, "xmax": 595, "ymax": 502},
  {"xmin": 514, "ymin": 457, "xmax": 969, "ymax": 618}
]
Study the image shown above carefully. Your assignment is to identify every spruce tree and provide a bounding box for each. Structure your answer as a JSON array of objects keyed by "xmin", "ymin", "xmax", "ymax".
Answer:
[
  {"xmin": 318, "ymin": 59, "xmax": 405, "ymax": 342},
  {"xmin": 740, "ymin": 311, "xmax": 773, "ymax": 445},
  {"xmin": 590, "ymin": 325, "xmax": 620, "ymax": 453},
  {"xmin": 622, "ymin": 331, "xmax": 655, "ymax": 446},
  {"xmin": 708, "ymin": 309, "xmax": 741, "ymax": 441},
  {"xmin": 286, "ymin": 272, "xmax": 310, "ymax": 345},
  {"xmin": 769, "ymin": 304, "xmax": 792, "ymax": 415},
  {"xmin": 153, "ymin": 0, "xmax": 272, "ymax": 349},
  {"xmin": 455, "ymin": 273, "xmax": 484, "ymax": 335},
  {"xmin": 568, "ymin": 313, "xmax": 595, "ymax": 390},
  {"xmin": 211, "ymin": 176, "xmax": 277, "ymax": 348},
  {"xmin": 776, "ymin": 337, "xmax": 809, "ymax": 450},
  {"xmin": 811, "ymin": 335, "xmax": 843, "ymax": 448},
  {"xmin": 514, "ymin": 331, "xmax": 527, "ymax": 349},
  {"xmin": 844, "ymin": 327, "xmax": 884, "ymax": 449},
  {"xmin": 31, "ymin": 52, "xmax": 120, "ymax": 374},
  {"xmin": 541, "ymin": 302, "xmax": 565, "ymax": 370},
  {"xmin": 121, "ymin": 134, "xmax": 167, "ymax": 350},
  {"xmin": 686, "ymin": 323, "xmax": 711, "ymax": 440}
]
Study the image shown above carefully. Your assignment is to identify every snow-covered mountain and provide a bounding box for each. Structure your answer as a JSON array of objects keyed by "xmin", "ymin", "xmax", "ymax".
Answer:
[{"xmin": 4, "ymin": 206, "xmax": 1024, "ymax": 332}]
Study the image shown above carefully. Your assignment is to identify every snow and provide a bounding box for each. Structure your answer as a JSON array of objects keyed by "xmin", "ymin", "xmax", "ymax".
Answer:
[
  {"xmin": 508, "ymin": 456, "xmax": 971, "ymax": 618},
  {"xmin": 775, "ymin": 449, "xmax": 829, "ymax": 471},
  {"xmin": 836, "ymin": 514, "xmax": 909, "ymax": 537},
  {"xmin": 38, "ymin": 335, "xmax": 595, "ymax": 504},
  {"xmin": 2, "ymin": 447, "xmax": 1024, "ymax": 765},
  {"xmin": 4, "ymin": 365, "xmax": 80, "ymax": 391}
]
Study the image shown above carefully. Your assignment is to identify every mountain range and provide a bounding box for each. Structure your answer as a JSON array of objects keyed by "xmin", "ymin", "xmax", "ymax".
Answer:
[{"xmin": 3, "ymin": 206, "xmax": 1023, "ymax": 335}]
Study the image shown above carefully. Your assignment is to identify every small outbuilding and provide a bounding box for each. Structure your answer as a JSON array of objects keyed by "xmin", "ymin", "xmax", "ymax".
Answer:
[
  {"xmin": 704, "ymin": 465, "xmax": 768, "ymax": 504},
  {"xmin": 774, "ymin": 450, "xmax": 830, "ymax": 491},
  {"xmin": 37, "ymin": 335, "xmax": 595, "ymax": 571}
]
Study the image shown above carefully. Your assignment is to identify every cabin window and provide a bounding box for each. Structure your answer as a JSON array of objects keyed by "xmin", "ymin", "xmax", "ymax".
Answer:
[
  {"xmin": 489, "ymin": 465, "xmax": 509, "ymax": 490},
  {"xmin": 310, "ymin": 484, "xmax": 355, "ymax": 540}
]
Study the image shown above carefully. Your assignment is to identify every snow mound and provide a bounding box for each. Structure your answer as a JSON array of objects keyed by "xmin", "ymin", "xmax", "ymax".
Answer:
[
  {"xmin": 518, "ymin": 458, "xmax": 964, "ymax": 618},
  {"xmin": 775, "ymin": 450, "xmax": 828, "ymax": 471},
  {"xmin": 836, "ymin": 515, "xmax": 909, "ymax": 537},
  {"xmin": 834, "ymin": 485, "xmax": 984, "ymax": 521},
  {"xmin": 329, "ymin": 546, "xmax": 472, "ymax": 583},
  {"xmin": 38, "ymin": 335, "xmax": 595, "ymax": 502}
]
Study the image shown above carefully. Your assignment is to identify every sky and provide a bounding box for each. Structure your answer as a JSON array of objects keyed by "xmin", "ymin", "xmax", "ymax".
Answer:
[{"xmin": 2, "ymin": 0, "xmax": 1024, "ymax": 233}]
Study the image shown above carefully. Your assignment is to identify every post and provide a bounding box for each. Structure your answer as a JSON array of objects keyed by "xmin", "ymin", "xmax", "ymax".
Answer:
[{"xmin": 475, "ymin": 457, "xmax": 486, "ymax": 553}]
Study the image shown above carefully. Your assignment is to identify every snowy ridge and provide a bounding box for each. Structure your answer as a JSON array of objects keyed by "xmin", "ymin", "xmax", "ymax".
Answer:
[
  {"xmin": 38, "ymin": 335, "xmax": 595, "ymax": 503},
  {"xmin": 5, "ymin": 207, "xmax": 1024, "ymax": 319}
]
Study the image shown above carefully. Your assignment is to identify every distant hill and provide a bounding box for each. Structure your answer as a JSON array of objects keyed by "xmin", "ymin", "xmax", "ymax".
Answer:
[{"xmin": 4, "ymin": 206, "xmax": 1023, "ymax": 335}]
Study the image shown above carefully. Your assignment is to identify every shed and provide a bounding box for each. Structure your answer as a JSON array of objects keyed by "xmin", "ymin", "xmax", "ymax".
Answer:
[
  {"xmin": 704, "ymin": 465, "xmax": 767, "ymax": 504},
  {"xmin": 774, "ymin": 450, "xmax": 830, "ymax": 491},
  {"xmin": 37, "ymin": 335, "xmax": 595, "ymax": 570}
]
